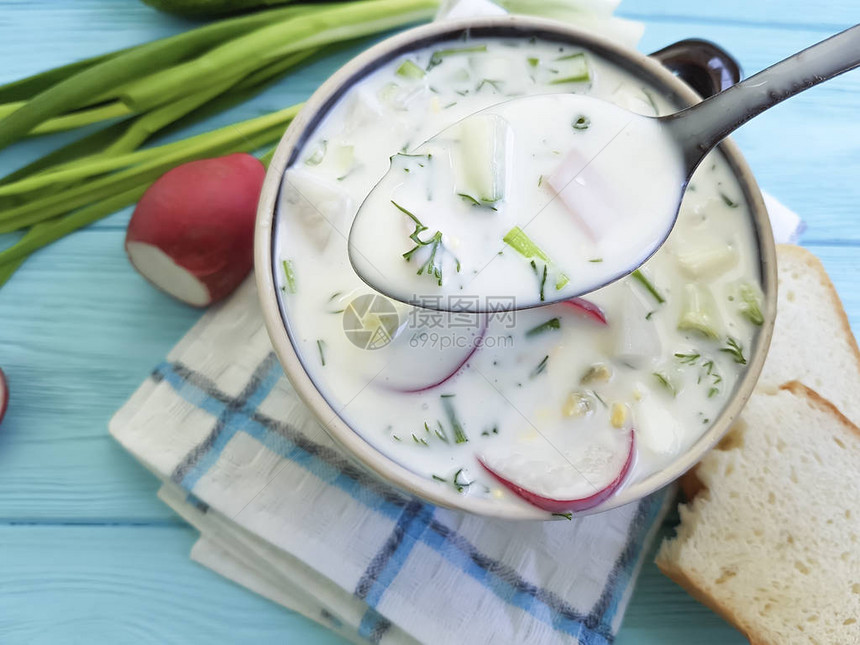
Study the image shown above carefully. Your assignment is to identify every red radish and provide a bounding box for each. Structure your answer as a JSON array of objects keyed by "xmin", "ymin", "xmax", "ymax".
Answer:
[
  {"xmin": 478, "ymin": 430, "xmax": 634, "ymax": 513},
  {"xmin": 391, "ymin": 316, "xmax": 489, "ymax": 393},
  {"xmin": 0, "ymin": 368, "xmax": 8, "ymax": 426},
  {"xmin": 561, "ymin": 297, "xmax": 607, "ymax": 325},
  {"xmin": 125, "ymin": 153, "xmax": 265, "ymax": 307}
]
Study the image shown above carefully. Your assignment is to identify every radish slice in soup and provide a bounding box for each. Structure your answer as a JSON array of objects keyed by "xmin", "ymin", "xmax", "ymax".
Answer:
[
  {"xmin": 561, "ymin": 297, "xmax": 607, "ymax": 325},
  {"xmin": 376, "ymin": 315, "xmax": 489, "ymax": 393},
  {"xmin": 478, "ymin": 429, "xmax": 634, "ymax": 512}
]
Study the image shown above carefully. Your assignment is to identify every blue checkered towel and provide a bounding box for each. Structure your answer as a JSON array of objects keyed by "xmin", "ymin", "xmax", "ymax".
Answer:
[{"xmin": 110, "ymin": 276, "xmax": 674, "ymax": 644}]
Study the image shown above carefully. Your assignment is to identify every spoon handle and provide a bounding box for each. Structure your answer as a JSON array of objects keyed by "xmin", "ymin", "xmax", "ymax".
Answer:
[{"xmin": 664, "ymin": 24, "xmax": 860, "ymax": 167}]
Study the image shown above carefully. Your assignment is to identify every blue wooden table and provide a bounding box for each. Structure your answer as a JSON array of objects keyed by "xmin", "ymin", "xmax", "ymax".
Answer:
[{"xmin": 0, "ymin": 1, "xmax": 857, "ymax": 642}]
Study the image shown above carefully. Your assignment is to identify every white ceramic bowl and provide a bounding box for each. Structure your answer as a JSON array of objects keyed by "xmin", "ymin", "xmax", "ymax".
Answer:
[{"xmin": 255, "ymin": 16, "xmax": 777, "ymax": 520}]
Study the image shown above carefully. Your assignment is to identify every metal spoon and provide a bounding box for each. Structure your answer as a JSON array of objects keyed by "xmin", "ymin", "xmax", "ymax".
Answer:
[{"xmin": 349, "ymin": 25, "xmax": 860, "ymax": 312}]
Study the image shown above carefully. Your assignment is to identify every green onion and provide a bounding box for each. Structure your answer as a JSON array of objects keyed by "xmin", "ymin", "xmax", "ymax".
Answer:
[
  {"xmin": 0, "ymin": 185, "xmax": 147, "ymax": 285},
  {"xmin": 631, "ymin": 269, "xmax": 665, "ymax": 304},
  {"xmin": 503, "ymin": 226, "xmax": 550, "ymax": 262},
  {"xmin": 117, "ymin": 1, "xmax": 438, "ymax": 112},
  {"xmin": 0, "ymin": 104, "xmax": 301, "ymax": 232},
  {"xmin": 0, "ymin": 4, "xmax": 323, "ymax": 150},
  {"xmin": 281, "ymin": 260, "xmax": 298, "ymax": 293},
  {"xmin": 526, "ymin": 317, "xmax": 561, "ymax": 337}
]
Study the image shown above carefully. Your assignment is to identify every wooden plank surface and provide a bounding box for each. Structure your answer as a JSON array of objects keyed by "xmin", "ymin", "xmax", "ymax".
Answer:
[{"xmin": 0, "ymin": 1, "xmax": 857, "ymax": 643}]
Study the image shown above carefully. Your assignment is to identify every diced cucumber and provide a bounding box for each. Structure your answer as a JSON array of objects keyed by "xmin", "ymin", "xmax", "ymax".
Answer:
[
  {"xmin": 377, "ymin": 82, "xmax": 425, "ymax": 111},
  {"xmin": 470, "ymin": 55, "xmax": 510, "ymax": 83},
  {"xmin": 281, "ymin": 167, "xmax": 353, "ymax": 251},
  {"xmin": 331, "ymin": 144, "xmax": 355, "ymax": 180},
  {"xmin": 304, "ymin": 140, "xmax": 327, "ymax": 166},
  {"xmin": 454, "ymin": 113, "xmax": 510, "ymax": 203},
  {"xmin": 546, "ymin": 52, "xmax": 590, "ymax": 85},
  {"xmin": 678, "ymin": 283, "xmax": 722, "ymax": 339},
  {"xmin": 676, "ymin": 243, "xmax": 738, "ymax": 278},
  {"xmin": 396, "ymin": 59, "xmax": 425, "ymax": 79},
  {"xmin": 735, "ymin": 281, "xmax": 765, "ymax": 325},
  {"xmin": 427, "ymin": 44, "xmax": 488, "ymax": 70}
]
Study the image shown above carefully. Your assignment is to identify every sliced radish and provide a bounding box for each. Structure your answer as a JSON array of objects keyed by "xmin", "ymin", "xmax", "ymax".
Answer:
[
  {"xmin": 561, "ymin": 297, "xmax": 607, "ymax": 325},
  {"xmin": 379, "ymin": 315, "xmax": 489, "ymax": 393},
  {"xmin": 478, "ymin": 429, "xmax": 634, "ymax": 513},
  {"xmin": 125, "ymin": 153, "xmax": 265, "ymax": 307},
  {"xmin": 0, "ymin": 368, "xmax": 7, "ymax": 426}
]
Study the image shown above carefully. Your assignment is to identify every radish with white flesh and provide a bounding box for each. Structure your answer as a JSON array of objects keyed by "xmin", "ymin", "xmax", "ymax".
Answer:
[
  {"xmin": 125, "ymin": 153, "xmax": 265, "ymax": 307},
  {"xmin": 547, "ymin": 147, "xmax": 618, "ymax": 241},
  {"xmin": 562, "ymin": 297, "xmax": 607, "ymax": 325},
  {"xmin": 379, "ymin": 315, "xmax": 489, "ymax": 393},
  {"xmin": 0, "ymin": 368, "xmax": 7, "ymax": 426},
  {"xmin": 614, "ymin": 284, "xmax": 661, "ymax": 366},
  {"xmin": 479, "ymin": 429, "xmax": 634, "ymax": 513}
]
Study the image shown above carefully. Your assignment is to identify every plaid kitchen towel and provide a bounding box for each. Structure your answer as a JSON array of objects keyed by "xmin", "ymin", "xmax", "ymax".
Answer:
[{"xmin": 110, "ymin": 275, "xmax": 675, "ymax": 645}]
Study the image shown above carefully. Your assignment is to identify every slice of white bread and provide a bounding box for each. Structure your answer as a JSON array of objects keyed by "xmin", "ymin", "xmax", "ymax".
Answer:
[
  {"xmin": 758, "ymin": 245, "xmax": 860, "ymax": 426},
  {"xmin": 657, "ymin": 382, "xmax": 860, "ymax": 644}
]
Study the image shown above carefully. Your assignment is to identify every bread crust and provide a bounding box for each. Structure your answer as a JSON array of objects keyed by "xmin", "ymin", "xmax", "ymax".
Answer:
[
  {"xmin": 655, "ymin": 559, "xmax": 777, "ymax": 645},
  {"xmin": 780, "ymin": 380, "xmax": 860, "ymax": 440},
  {"xmin": 775, "ymin": 244, "xmax": 860, "ymax": 375},
  {"xmin": 658, "ymin": 382, "xmax": 860, "ymax": 644}
]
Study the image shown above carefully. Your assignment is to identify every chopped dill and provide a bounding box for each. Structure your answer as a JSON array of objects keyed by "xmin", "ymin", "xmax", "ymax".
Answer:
[
  {"xmin": 552, "ymin": 512, "xmax": 573, "ymax": 520},
  {"xmin": 720, "ymin": 337, "xmax": 747, "ymax": 364},
  {"xmin": 441, "ymin": 394, "xmax": 468, "ymax": 444},
  {"xmin": 394, "ymin": 200, "xmax": 460, "ymax": 286},
  {"xmin": 476, "ymin": 79, "xmax": 503, "ymax": 92},
  {"xmin": 453, "ymin": 468, "xmax": 471, "ymax": 493},
  {"xmin": 531, "ymin": 355, "xmax": 550, "ymax": 378},
  {"xmin": 720, "ymin": 192, "xmax": 740, "ymax": 208},
  {"xmin": 674, "ymin": 352, "xmax": 700, "ymax": 365},
  {"xmin": 458, "ymin": 193, "xmax": 497, "ymax": 210},
  {"xmin": 653, "ymin": 372, "xmax": 676, "ymax": 396},
  {"xmin": 316, "ymin": 339, "xmax": 326, "ymax": 366}
]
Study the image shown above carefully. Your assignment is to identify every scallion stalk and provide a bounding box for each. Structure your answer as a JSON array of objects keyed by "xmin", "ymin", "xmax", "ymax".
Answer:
[{"xmin": 0, "ymin": 3, "xmax": 338, "ymax": 149}]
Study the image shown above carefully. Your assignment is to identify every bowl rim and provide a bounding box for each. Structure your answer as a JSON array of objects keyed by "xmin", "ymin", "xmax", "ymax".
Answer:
[{"xmin": 254, "ymin": 14, "xmax": 777, "ymax": 520}]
